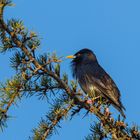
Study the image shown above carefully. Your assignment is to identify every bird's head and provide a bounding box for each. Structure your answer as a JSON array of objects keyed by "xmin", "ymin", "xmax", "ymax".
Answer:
[
  {"xmin": 66, "ymin": 48, "xmax": 98, "ymax": 78},
  {"xmin": 66, "ymin": 48, "xmax": 97, "ymax": 65}
]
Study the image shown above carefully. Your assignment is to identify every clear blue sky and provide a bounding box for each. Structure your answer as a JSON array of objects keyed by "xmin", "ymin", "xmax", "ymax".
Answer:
[{"xmin": 0, "ymin": 0, "xmax": 140, "ymax": 139}]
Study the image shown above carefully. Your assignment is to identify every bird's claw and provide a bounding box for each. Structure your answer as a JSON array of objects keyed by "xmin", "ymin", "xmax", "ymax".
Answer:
[{"xmin": 86, "ymin": 96, "xmax": 100, "ymax": 105}]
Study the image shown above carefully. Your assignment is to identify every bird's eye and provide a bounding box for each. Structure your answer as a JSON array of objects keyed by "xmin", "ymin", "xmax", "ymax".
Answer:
[{"xmin": 77, "ymin": 53, "xmax": 81, "ymax": 57}]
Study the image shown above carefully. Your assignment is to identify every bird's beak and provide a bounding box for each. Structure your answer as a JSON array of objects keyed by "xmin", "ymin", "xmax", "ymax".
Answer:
[{"xmin": 66, "ymin": 55, "xmax": 76, "ymax": 59}]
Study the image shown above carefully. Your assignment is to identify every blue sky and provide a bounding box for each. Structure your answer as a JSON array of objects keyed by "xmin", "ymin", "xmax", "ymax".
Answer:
[{"xmin": 0, "ymin": 0, "xmax": 140, "ymax": 139}]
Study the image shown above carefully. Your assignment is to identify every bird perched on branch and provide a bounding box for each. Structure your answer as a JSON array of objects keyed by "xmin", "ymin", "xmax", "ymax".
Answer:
[{"xmin": 66, "ymin": 48, "xmax": 126, "ymax": 118}]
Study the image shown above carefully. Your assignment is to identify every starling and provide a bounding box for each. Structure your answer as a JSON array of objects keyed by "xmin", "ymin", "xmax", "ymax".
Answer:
[{"xmin": 67, "ymin": 48, "xmax": 126, "ymax": 118}]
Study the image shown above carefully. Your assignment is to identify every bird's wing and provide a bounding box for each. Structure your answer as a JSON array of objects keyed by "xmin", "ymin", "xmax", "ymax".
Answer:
[
  {"xmin": 90, "ymin": 73, "xmax": 120, "ymax": 104},
  {"xmin": 85, "ymin": 63, "xmax": 124, "ymax": 110}
]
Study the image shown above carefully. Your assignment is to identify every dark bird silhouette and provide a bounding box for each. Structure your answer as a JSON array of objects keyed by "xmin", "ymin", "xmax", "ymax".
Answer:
[{"xmin": 67, "ymin": 48, "xmax": 126, "ymax": 118}]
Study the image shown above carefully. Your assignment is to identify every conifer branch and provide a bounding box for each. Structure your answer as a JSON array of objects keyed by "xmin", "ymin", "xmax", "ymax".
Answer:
[
  {"xmin": 0, "ymin": 76, "xmax": 23, "ymax": 130},
  {"xmin": 30, "ymin": 95, "xmax": 74, "ymax": 140}
]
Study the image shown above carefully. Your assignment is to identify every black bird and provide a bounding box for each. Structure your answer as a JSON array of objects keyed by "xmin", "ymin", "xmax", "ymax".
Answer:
[{"xmin": 67, "ymin": 48, "xmax": 126, "ymax": 118}]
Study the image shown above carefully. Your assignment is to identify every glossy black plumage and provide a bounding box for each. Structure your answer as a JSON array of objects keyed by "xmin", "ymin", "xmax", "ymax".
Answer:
[{"xmin": 70, "ymin": 48, "xmax": 125, "ymax": 118}]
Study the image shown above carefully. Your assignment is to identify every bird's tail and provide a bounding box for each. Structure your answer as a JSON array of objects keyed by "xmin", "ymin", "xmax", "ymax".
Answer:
[{"xmin": 113, "ymin": 100, "xmax": 126, "ymax": 118}]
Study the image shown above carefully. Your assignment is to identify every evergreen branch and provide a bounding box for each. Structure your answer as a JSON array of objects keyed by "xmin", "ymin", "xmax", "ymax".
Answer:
[
  {"xmin": 0, "ymin": 0, "xmax": 13, "ymax": 19},
  {"xmin": 41, "ymin": 104, "xmax": 72, "ymax": 140},
  {"xmin": 30, "ymin": 95, "xmax": 74, "ymax": 140},
  {"xmin": 0, "ymin": 76, "xmax": 23, "ymax": 130},
  {"xmin": 85, "ymin": 122, "xmax": 107, "ymax": 140},
  {"xmin": 85, "ymin": 122, "xmax": 140, "ymax": 140}
]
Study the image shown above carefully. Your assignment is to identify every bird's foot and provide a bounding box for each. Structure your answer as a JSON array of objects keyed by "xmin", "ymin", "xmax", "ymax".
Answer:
[
  {"xmin": 86, "ymin": 96, "xmax": 100, "ymax": 105},
  {"xmin": 86, "ymin": 99, "xmax": 93, "ymax": 104}
]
